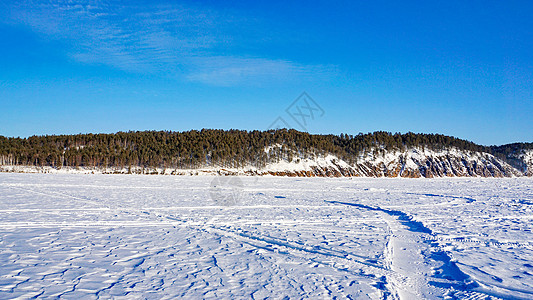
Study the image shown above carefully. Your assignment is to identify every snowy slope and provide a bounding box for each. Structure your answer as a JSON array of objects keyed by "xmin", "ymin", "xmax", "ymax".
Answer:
[
  {"xmin": 0, "ymin": 147, "xmax": 525, "ymax": 177},
  {"xmin": 520, "ymin": 149, "xmax": 533, "ymax": 176},
  {"xmin": 492, "ymin": 146, "xmax": 533, "ymax": 177},
  {"xmin": 257, "ymin": 147, "xmax": 521, "ymax": 178},
  {"xmin": 0, "ymin": 174, "xmax": 531, "ymax": 299},
  {"xmin": 518, "ymin": 149, "xmax": 533, "ymax": 176},
  {"xmin": 358, "ymin": 147, "xmax": 521, "ymax": 177}
]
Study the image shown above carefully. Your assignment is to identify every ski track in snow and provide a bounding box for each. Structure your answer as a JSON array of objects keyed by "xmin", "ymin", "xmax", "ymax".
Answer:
[{"xmin": 0, "ymin": 174, "xmax": 532, "ymax": 299}]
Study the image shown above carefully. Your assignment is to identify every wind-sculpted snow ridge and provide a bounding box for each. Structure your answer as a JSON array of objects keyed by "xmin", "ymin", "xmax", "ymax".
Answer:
[
  {"xmin": 0, "ymin": 147, "xmax": 527, "ymax": 178},
  {"xmin": 0, "ymin": 174, "xmax": 532, "ymax": 299}
]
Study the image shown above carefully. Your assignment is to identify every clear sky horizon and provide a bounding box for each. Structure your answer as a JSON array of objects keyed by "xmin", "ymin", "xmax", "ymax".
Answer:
[{"xmin": 0, "ymin": 0, "xmax": 531, "ymax": 146}]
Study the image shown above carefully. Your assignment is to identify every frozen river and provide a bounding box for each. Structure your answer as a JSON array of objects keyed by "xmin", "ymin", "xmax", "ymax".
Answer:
[{"xmin": 0, "ymin": 174, "xmax": 532, "ymax": 299}]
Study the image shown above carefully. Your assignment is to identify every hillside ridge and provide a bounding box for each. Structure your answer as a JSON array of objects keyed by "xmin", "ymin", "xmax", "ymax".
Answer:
[{"xmin": 0, "ymin": 130, "xmax": 531, "ymax": 177}]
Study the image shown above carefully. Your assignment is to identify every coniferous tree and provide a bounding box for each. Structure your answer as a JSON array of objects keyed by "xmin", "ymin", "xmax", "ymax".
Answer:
[{"xmin": 0, "ymin": 129, "xmax": 521, "ymax": 170}]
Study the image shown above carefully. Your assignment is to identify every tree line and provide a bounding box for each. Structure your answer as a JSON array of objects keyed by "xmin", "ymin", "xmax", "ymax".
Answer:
[{"xmin": 0, "ymin": 129, "xmax": 503, "ymax": 169}]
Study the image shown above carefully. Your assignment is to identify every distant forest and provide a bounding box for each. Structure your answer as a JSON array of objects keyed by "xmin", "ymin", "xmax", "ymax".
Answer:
[{"xmin": 0, "ymin": 129, "xmax": 525, "ymax": 169}]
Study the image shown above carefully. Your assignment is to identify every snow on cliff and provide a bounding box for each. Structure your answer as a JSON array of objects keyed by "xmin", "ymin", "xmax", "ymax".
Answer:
[
  {"xmin": 519, "ymin": 149, "xmax": 533, "ymax": 176},
  {"xmin": 0, "ymin": 147, "xmax": 527, "ymax": 178},
  {"xmin": 258, "ymin": 147, "xmax": 521, "ymax": 178}
]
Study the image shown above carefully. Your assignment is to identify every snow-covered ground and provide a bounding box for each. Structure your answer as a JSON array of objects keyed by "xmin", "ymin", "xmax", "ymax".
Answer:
[{"xmin": 0, "ymin": 174, "xmax": 532, "ymax": 299}]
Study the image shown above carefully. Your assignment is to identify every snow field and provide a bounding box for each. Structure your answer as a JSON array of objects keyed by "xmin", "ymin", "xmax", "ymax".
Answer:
[{"xmin": 0, "ymin": 174, "xmax": 532, "ymax": 299}]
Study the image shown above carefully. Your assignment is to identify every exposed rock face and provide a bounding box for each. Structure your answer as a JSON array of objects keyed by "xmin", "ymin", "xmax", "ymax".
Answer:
[
  {"xmin": 257, "ymin": 148, "xmax": 523, "ymax": 178},
  {"xmin": 1, "ymin": 147, "xmax": 529, "ymax": 178},
  {"xmin": 515, "ymin": 149, "xmax": 533, "ymax": 176},
  {"xmin": 491, "ymin": 146, "xmax": 533, "ymax": 177}
]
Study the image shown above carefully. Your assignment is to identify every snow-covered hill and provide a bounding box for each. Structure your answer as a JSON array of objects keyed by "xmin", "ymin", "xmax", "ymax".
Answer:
[
  {"xmin": 492, "ymin": 147, "xmax": 533, "ymax": 177},
  {"xmin": 257, "ymin": 147, "xmax": 522, "ymax": 178},
  {"xmin": 523, "ymin": 150, "xmax": 533, "ymax": 176},
  {"xmin": 2, "ymin": 146, "xmax": 527, "ymax": 177},
  {"xmin": 514, "ymin": 149, "xmax": 533, "ymax": 176}
]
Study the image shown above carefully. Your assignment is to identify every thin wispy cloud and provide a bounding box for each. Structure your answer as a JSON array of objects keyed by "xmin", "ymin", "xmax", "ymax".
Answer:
[
  {"xmin": 2, "ymin": 0, "xmax": 336, "ymax": 85},
  {"xmin": 186, "ymin": 56, "xmax": 337, "ymax": 86}
]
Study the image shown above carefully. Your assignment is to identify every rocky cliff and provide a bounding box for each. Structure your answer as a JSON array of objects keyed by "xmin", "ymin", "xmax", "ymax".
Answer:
[
  {"xmin": 503, "ymin": 149, "xmax": 533, "ymax": 176},
  {"xmin": 1, "ymin": 147, "xmax": 530, "ymax": 178},
  {"xmin": 491, "ymin": 144, "xmax": 533, "ymax": 177},
  {"xmin": 255, "ymin": 147, "xmax": 523, "ymax": 178}
]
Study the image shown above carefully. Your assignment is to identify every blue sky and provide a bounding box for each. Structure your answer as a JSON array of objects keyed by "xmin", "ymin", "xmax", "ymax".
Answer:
[{"xmin": 0, "ymin": 0, "xmax": 531, "ymax": 145}]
